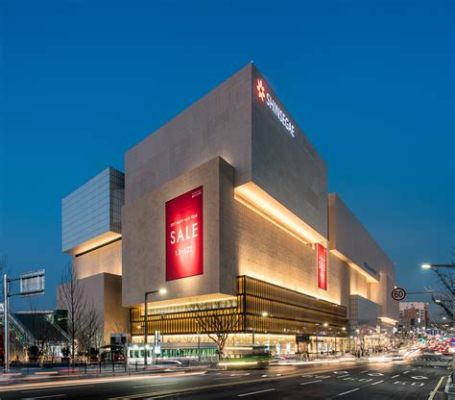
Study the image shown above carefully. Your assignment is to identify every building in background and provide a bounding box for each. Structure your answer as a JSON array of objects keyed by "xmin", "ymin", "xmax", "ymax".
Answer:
[
  {"xmin": 59, "ymin": 64, "xmax": 399, "ymax": 358},
  {"xmin": 399, "ymin": 302, "xmax": 429, "ymax": 334}
]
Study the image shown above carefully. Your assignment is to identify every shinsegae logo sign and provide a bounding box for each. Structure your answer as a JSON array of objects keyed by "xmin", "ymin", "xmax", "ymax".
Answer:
[{"xmin": 256, "ymin": 79, "xmax": 295, "ymax": 138}]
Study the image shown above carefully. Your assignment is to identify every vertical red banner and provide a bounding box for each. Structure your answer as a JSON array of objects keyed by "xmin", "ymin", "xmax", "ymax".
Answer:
[
  {"xmin": 165, "ymin": 186, "xmax": 203, "ymax": 281},
  {"xmin": 317, "ymin": 243, "xmax": 327, "ymax": 290}
]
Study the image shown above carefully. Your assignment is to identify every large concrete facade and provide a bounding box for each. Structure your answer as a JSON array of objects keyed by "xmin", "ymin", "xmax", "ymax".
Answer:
[{"xmin": 61, "ymin": 63, "xmax": 398, "ymax": 348}]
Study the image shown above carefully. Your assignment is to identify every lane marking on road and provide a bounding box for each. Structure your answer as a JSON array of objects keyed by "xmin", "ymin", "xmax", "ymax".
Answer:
[
  {"xmin": 358, "ymin": 378, "xmax": 372, "ymax": 382},
  {"xmin": 392, "ymin": 374, "xmax": 400, "ymax": 378},
  {"xmin": 368, "ymin": 373, "xmax": 384, "ymax": 377},
  {"xmin": 300, "ymin": 380, "xmax": 322, "ymax": 386},
  {"xmin": 22, "ymin": 395, "xmax": 65, "ymax": 400},
  {"xmin": 342, "ymin": 378, "xmax": 356, "ymax": 381},
  {"xmin": 261, "ymin": 375, "xmax": 268, "ymax": 378},
  {"xmin": 238, "ymin": 388, "xmax": 276, "ymax": 397},
  {"xmin": 403, "ymin": 370, "xmax": 410, "ymax": 374},
  {"xmin": 412, "ymin": 376, "xmax": 429, "ymax": 380},
  {"xmin": 371, "ymin": 380, "xmax": 384, "ymax": 386},
  {"xmin": 333, "ymin": 371, "xmax": 349, "ymax": 375},
  {"xmin": 360, "ymin": 370, "xmax": 369, "ymax": 373},
  {"xmin": 314, "ymin": 375, "xmax": 331, "ymax": 379},
  {"xmin": 394, "ymin": 381, "xmax": 401, "ymax": 385},
  {"xmin": 336, "ymin": 374, "xmax": 350, "ymax": 379},
  {"xmin": 334, "ymin": 388, "xmax": 360, "ymax": 397},
  {"xmin": 428, "ymin": 376, "xmax": 446, "ymax": 400}
]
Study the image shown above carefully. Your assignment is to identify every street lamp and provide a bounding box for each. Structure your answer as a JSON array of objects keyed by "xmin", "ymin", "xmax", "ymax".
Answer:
[
  {"xmin": 253, "ymin": 311, "xmax": 269, "ymax": 345},
  {"xmin": 422, "ymin": 263, "xmax": 455, "ymax": 270},
  {"xmin": 144, "ymin": 288, "xmax": 167, "ymax": 366}
]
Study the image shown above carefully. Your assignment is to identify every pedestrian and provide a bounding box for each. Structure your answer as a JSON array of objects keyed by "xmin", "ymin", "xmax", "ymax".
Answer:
[{"xmin": 451, "ymin": 355, "xmax": 455, "ymax": 384}]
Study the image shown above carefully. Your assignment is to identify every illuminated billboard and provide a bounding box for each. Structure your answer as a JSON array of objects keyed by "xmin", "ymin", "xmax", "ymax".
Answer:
[
  {"xmin": 317, "ymin": 244, "xmax": 327, "ymax": 290},
  {"xmin": 165, "ymin": 186, "xmax": 203, "ymax": 281}
]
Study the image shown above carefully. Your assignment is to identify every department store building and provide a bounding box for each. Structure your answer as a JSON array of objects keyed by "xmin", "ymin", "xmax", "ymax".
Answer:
[{"xmin": 60, "ymin": 63, "xmax": 398, "ymax": 357}]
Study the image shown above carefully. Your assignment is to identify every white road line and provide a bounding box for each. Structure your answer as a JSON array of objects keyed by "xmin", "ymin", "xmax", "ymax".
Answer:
[
  {"xmin": 300, "ymin": 380, "xmax": 322, "ymax": 386},
  {"xmin": 403, "ymin": 370, "xmax": 410, "ymax": 374},
  {"xmin": 371, "ymin": 380, "xmax": 384, "ymax": 386},
  {"xmin": 394, "ymin": 381, "xmax": 400, "ymax": 384},
  {"xmin": 392, "ymin": 374, "xmax": 400, "ymax": 378},
  {"xmin": 238, "ymin": 388, "xmax": 276, "ymax": 397},
  {"xmin": 334, "ymin": 388, "xmax": 360, "ymax": 397},
  {"xmin": 360, "ymin": 370, "xmax": 369, "ymax": 373},
  {"xmin": 22, "ymin": 395, "xmax": 65, "ymax": 400},
  {"xmin": 336, "ymin": 374, "xmax": 350, "ymax": 379},
  {"xmin": 428, "ymin": 376, "xmax": 445, "ymax": 400}
]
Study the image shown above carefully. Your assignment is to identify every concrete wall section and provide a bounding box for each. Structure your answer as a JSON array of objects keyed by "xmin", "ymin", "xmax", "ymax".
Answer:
[
  {"xmin": 122, "ymin": 157, "xmax": 227, "ymax": 307},
  {"xmin": 228, "ymin": 195, "xmax": 347, "ymax": 306},
  {"xmin": 328, "ymin": 193, "xmax": 393, "ymax": 278},
  {"xmin": 251, "ymin": 67, "xmax": 328, "ymax": 237},
  {"xmin": 328, "ymin": 193, "xmax": 398, "ymax": 321},
  {"xmin": 74, "ymin": 240, "xmax": 122, "ymax": 279},
  {"xmin": 124, "ymin": 65, "xmax": 253, "ymax": 204},
  {"xmin": 57, "ymin": 272, "xmax": 129, "ymax": 345}
]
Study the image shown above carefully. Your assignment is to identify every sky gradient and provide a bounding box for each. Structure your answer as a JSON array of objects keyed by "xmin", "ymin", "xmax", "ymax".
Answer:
[{"xmin": 1, "ymin": 0, "xmax": 454, "ymax": 310}]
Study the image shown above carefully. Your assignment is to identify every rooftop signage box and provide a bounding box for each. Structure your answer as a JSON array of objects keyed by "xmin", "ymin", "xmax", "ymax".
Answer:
[{"xmin": 165, "ymin": 186, "xmax": 203, "ymax": 281}]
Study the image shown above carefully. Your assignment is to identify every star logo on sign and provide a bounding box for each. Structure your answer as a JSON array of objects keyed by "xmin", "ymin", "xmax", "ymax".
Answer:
[{"xmin": 257, "ymin": 79, "xmax": 266, "ymax": 102}]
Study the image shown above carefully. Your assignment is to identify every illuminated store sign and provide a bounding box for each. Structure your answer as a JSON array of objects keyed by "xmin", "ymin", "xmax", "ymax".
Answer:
[
  {"xmin": 256, "ymin": 79, "xmax": 295, "ymax": 138},
  {"xmin": 165, "ymin": 186, "xmax": 203, "ymax": 281},
  {"xmin": 317, "ymin": 244, "xmax": 327, "ymax": 290}
]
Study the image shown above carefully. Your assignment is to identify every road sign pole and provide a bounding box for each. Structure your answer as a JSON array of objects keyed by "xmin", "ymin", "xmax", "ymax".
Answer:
[{"xmin": 3, "ymin": 274, "xmax": 9, "ymax": 373}]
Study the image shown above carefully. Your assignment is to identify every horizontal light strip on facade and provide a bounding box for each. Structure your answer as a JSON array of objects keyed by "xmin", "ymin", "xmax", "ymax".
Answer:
[
  {"xmin": 72, "ymin": 231, "xmax": 122, "ymax": 256},
  {"xmin": 234, "ymin": 182, "xmax": 326, "ymax": 245}
]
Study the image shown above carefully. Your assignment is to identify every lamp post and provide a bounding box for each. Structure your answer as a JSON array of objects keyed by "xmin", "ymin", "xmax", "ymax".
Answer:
[{"xmin": 144, "ymin": 288, "xmax": 167, "ymax": 367}]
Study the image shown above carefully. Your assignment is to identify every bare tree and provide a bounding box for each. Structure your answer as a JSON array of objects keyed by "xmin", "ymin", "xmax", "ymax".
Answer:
[
  {"xmin": 78, "ymin": 304, "xmax": 103, "ymax": 360},
  {"xmin": 427, "ymin": 251, "xmax": 455, "ymax": 321},
  {"xmin": 59, "ymin": 264, "xmax": 86, "ymax": 365},
  {"xmin": 191, "ymin": 302, "xmax": 241, "ymax": 359}
]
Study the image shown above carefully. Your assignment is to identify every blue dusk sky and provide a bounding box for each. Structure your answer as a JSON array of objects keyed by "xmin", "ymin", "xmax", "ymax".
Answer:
[{"xmin": 0, "ymin": 0, "xmax": 454, "ymax": 310}]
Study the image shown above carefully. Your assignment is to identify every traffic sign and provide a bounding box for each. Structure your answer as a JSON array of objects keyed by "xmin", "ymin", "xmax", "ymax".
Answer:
[
  {"xmin": 391, "ymin": 287, "xmax": 406, "ymax": 301},
  {"xmin": 20, "ymin": 269, "xmax": 45, "ymax": 296}
]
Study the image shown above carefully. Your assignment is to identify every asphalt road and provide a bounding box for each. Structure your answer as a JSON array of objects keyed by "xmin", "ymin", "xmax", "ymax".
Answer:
[{"xmin": 0, "ymin": 361, "xmax": 448, "ymax": 400}]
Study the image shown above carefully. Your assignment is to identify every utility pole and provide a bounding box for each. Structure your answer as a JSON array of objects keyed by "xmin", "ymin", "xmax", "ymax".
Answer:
[{"xmin": 3, "ymin": 274, "xmax": 9, "ymax": 373}]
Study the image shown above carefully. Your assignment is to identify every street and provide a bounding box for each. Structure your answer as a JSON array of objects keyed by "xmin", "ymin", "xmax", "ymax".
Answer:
[{"xmin": 0, "ymin": 360, "xmax": 448, "ymax": 400}]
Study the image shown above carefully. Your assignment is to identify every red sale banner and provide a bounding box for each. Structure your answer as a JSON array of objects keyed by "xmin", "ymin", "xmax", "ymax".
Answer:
[
  {"xmin": 166, "ymin": 186, "xmax": 203, "ymax": 281},
  {"xmin": 317, "ymin": 244, "xmax": 327, "ymax": 290}
]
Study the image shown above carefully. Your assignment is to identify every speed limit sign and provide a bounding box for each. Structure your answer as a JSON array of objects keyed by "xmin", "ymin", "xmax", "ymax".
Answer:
[{"xmin": 391, "ymin": 287, "xmax": 406, "ymax": 301}]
